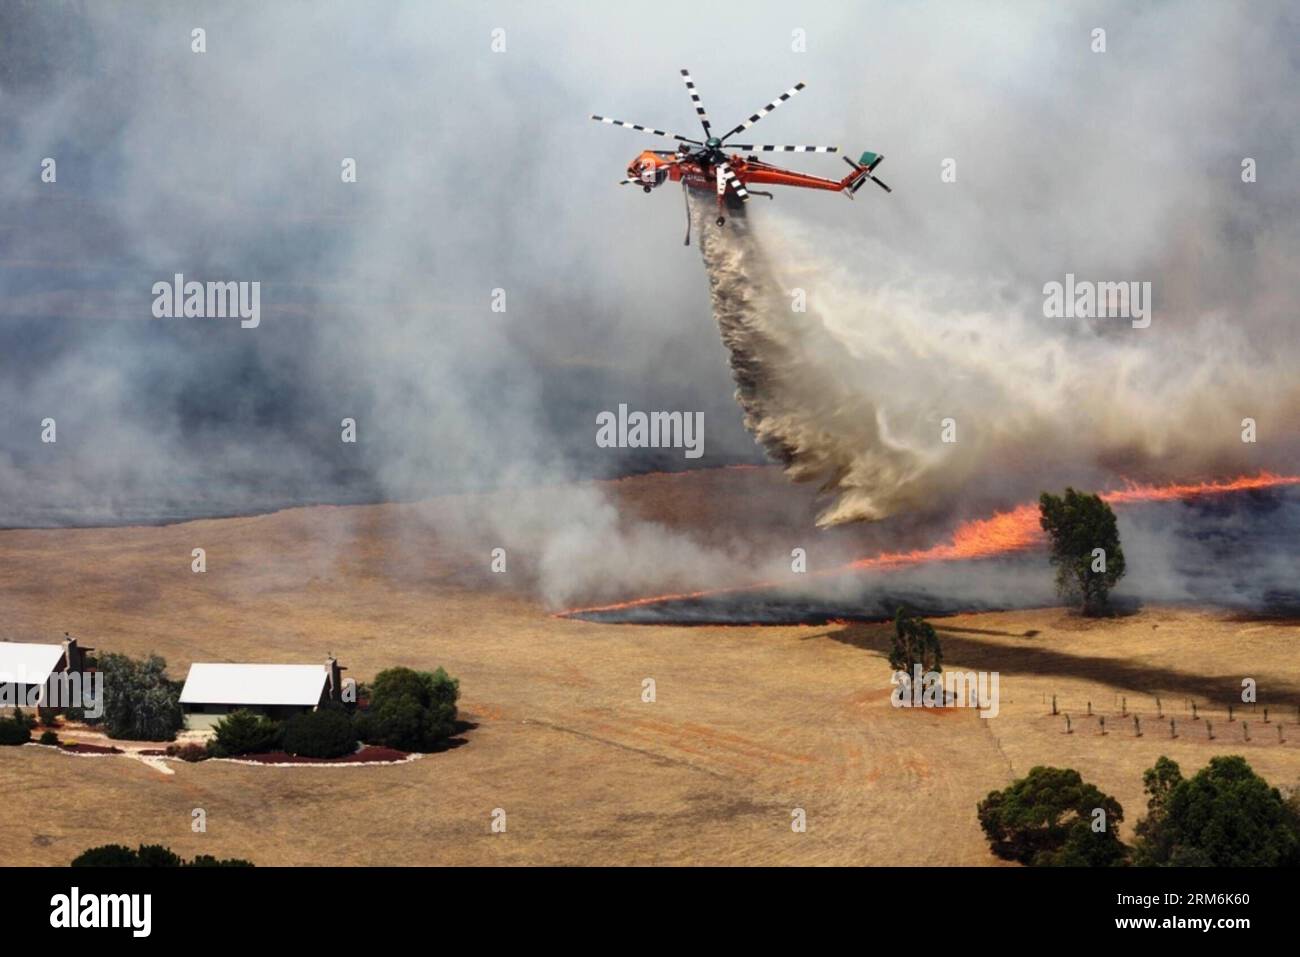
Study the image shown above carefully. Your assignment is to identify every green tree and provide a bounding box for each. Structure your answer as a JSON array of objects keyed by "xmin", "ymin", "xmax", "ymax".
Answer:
[
  {"xmin": 134, "ymin": 844, "xmax": 185, "ymax": 867},
  {"xmin": 188, "ymin": 855, "xmax": 254, "ymax": 867},
  {"xmin": 71, "ymin": 844, "xmax": 254, "ymax": 866},
  {"xmin": 1131, "ymin": 755, "xmax": 1183, "ymax": 864},
  {"xmin": 70, "ymin": 844, "xmax": 140, "ymax": 867},
  {"xmin": 1038, "ymin": 488, "xmax": 1126, "ymax": 615},
  {"xmin": 978, "ymin": 766, "xmax": 1127, "ymax": 866},
  {"xmin": 889, "ymin": 608, "xmax": 943, "ymax": 677},
  {"xmin": 281, "ymin": 707, "xmax": 357, "ymax": 759},
  {"xmin": 95, "ymin": 653, "xmax": 184, "ymax": 741},
  {"xmin": 208, "ymin": 710, "xmax": 281, "ymax": 757},
  {"xmin": 1132, "ymin": 756, "xmax": 1300, "ymax": 866},
  {"xmin": 357, "ymin": 666, "xmax": 460, "ymax": 752},
  {"xmin": 1285, "ymin": 780, "xmax": 1300, "ymax": 841}
]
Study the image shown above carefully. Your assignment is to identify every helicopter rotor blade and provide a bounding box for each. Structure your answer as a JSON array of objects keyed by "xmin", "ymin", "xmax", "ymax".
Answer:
[
  {"xmin": 727, "ymin": 144, "xmax": 838, "ymax": 153},
  {"xmin": 679, "ymin": 68, "xmax": 712, "ymax": 138},
  {"xmin": 718, "ymin": 161, "xmax": 749, "ymax": 202},
  {"xmin": 719, "ymin": 82, "xmax": 806, "ymax": 141},
  {"xmin": 590, "ymin": 115, "xmax": 701, "ymax": 145}
]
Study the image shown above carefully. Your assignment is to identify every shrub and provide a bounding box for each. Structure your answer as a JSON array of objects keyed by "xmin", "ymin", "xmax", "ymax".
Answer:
[
  {"xmin": 0, "ymin": 715, "xmax": 32, "ymax": 745},
  {"xmin": 39, "ymin": 730, "xmax": 59, "ymax": 746},
  {"xmin": 978, "ymin": 766, "xmax": 1128, "ymax": 866},
  {"xmin": 208, "ymin": 710, "xmax": 280, "ymax": 757},
  {"xmin": 281, "ymin": 707, "xmax": 357, "ymax": 759},
  {"xmin": 357, "ymin": 666, "xmax": 460, "ymax": 752},
  {"xmin": 165, "ymin": 742, "xmax": 209, "ymax": 762},
  {"xmin": 96, "ymin": 653, "xmax": 184, "ymax": 740}
]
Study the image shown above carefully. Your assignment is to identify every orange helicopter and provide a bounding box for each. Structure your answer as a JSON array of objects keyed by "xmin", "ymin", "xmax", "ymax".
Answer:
[{"xmin": 592, "ymin": 68, "xmax": 890, "ymax": 243}]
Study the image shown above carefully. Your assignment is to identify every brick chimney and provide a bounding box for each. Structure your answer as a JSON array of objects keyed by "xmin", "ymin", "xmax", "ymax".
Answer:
[
  {"xmin": 325, "ymin": 655, "xmax": 346, "ymax": 703},
  {"xmin": 62, "ymin": 633, "xmax": 91, "ymax": 673}
]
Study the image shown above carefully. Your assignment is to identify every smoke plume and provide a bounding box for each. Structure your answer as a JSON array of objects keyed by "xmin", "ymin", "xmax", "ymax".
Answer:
[{"xmin": 696, "ymin": 197, "xmax": 1300, "ymax": 526}]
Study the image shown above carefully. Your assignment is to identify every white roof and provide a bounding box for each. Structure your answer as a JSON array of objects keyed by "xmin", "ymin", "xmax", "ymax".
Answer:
[
  {"xmin": 0, "ymin": 642, "xmax": 65, "ymax": 685},
  {"xmin": 180, "ymin": 663, "xmax": 328, "ymax": 707}
]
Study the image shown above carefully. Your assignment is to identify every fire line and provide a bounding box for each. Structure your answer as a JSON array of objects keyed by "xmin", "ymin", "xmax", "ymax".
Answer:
[{"xmin": 557, "ymin": 472, "xmax": 1300, "ymax": 618}]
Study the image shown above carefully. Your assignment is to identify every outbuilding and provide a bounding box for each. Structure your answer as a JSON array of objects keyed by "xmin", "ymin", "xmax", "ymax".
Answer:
[{"xmin": 179, "ymin": 656, "xmax": 348, "ymax": 729}]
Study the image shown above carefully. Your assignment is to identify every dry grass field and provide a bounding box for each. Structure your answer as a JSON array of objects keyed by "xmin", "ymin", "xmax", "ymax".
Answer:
[{"xmin": 1, "ymin": 468, "xmax": 1298, "ymax": 866}]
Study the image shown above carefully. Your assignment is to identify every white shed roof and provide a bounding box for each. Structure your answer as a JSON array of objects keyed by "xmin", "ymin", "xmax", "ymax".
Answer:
[
  {"xmin": 0, "ymin": 642, "xmax": 65, "ymax": 685},
  {"xmin": 180, "ymin": 663, "xmax": 328, "ymax": 707}
]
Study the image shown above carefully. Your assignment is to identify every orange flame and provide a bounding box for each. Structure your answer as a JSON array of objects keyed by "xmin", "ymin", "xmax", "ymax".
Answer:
[
  {"xmin": 847, "ymin": 503, "xmax": 1043, "ymax": 571},
  {"xmin": 558, "ymin": 472, "xmax": 1300, "ymax": 618},
  {"xmin": 1098, "ymin": 472, "xmax": 1300, "ymax": 504}
]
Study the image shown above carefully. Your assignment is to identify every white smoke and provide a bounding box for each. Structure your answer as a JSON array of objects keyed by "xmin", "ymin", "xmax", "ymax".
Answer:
[{"xmin": 696, "ymin": 199, "xmax": 1300, "ymax": 526}]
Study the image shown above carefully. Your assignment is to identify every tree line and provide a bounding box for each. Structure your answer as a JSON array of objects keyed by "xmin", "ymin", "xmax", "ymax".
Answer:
[{"xmin": 978, "ymin": 756, "xmax": 1300, "ymax": 866}]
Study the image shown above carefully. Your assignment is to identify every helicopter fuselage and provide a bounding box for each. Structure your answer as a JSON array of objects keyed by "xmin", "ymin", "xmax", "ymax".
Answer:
[{"xmin": 627, "ymin": 149, "xmax": 853, "ymax": 202}]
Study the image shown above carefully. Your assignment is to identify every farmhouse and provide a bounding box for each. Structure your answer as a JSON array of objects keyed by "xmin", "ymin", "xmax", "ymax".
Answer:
[
  {"xmin": 0, "ymin": 635, "xmax": 92, "ymax": 710},
  {"xmin": 179, "ymin": 656, "xmax": 348, "ymax": 729}
]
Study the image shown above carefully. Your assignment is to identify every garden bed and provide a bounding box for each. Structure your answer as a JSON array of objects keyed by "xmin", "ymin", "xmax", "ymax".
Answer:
[
  {"xmin": 223, "ymin": 745, "xmax": 413, "ymax": 766},
  {"xmin": 58, "ymin": 742, "xmax": 124, "ymax": 755}
]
